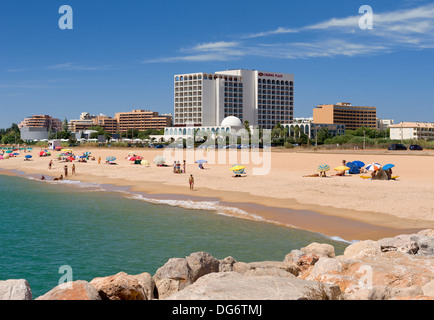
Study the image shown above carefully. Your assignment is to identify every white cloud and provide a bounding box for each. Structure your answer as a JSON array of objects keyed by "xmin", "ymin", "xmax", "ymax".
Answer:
[
  {"xmin": 145, "ymin": 3, "xmax": 434, "ymax": 63},
  {"xmin": 47, "ymin": 62, "xmax": 114, "ymax": 71}
]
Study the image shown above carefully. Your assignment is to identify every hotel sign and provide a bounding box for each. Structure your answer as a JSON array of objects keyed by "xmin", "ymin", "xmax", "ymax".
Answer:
[{"xmin": 258, "ymin": 72, "xmax": 283, "ymax": 78}]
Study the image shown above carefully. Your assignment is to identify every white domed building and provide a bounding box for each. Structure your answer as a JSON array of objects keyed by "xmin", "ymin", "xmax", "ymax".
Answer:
[{"xmin": 151, "ymin": 116, "xmax": 248, "ymax": 143}]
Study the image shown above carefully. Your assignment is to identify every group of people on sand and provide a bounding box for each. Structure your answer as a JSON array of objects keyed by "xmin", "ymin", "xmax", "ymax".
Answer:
[{"xmin": 173, "ymin": 160, "xmax": 186, "ymax": 174}]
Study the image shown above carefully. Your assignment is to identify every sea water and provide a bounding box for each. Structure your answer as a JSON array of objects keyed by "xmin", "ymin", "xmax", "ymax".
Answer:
[{"xmin": 0, "ymin": 174, "xmax": 349, "ymax": 297}]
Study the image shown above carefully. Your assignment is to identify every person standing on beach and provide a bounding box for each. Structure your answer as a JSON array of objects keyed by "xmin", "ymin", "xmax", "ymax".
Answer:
[
  {"xmin": 189, "ymin": 174, "xmax": 194, "ymax": 191},
  {"xmin": 72, "ymin": 164, "xmax": 76, "ymax": 175},
  {"xmin": 48, "ymin": 160, "xmax": 53, "ymax": 170},
  {"xmin": 98, "ymin": 157, "xmax": 101, "ymax": 164},
  {"xmin": 64, "ymin": 165, "xmax": 68, "ymax": 178},
  {"xmin": 183, "ymin": 160, "xmax": 186, "ymax": 173}
]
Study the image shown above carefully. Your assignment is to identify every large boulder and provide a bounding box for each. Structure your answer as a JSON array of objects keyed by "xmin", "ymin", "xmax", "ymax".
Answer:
[
  {"xmin": 219, "ymin": 256, "xmax": 237, "ymax": 272},
  {"xmin": 377, "ymin": 234, "xmax": 419, "ymax": 254},
  {"xmin": 153, "ymin": 252, "xmax": 221, "ymax": 299},
  {"xmin": 90, "ymin": 272, "xmax": 154, "ymax": 300},
  {"xmin": 165, "ymin": 272, "xmax": 342, "ymax": 300},
  {"xmin": 185, "ymin": 252, "xmax": 220, "ymax": 283},
  {"xmin": 36, "ymin": 280, "xmax": 101, "ymax": 300},
  {"xmin": 0, "ymin": 279, "xmax": 32, "ymax": 300},
  {"xmin": 343, "ymin": 240, "xmax": 381, "ymax": 259},
  {"xmin": 300, "ymin": 242, "xmax": 335, "ymax": 258}
]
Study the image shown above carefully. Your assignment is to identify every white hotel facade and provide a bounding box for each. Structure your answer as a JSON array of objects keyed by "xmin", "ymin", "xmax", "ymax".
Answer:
[{"xmin": 173, "ymin": 69, "xmax": 294, "ymax": 130}]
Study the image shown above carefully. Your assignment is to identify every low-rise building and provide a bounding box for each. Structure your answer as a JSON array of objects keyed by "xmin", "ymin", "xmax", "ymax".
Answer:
[
  {"xmin": 115, "ymin": 109, "xmax": 172, "ymax": 132},
  {"xmin": 390, "ymin": 122, "xmax": 434, "ymax": 141}
]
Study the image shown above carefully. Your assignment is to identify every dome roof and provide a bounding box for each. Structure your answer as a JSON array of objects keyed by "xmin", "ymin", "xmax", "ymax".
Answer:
[{"xmin": 221, "ymin": 116, "xmax": 243, "ymax": 127}]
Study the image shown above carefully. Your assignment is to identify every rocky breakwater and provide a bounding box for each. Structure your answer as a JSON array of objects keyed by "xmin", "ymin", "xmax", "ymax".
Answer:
[{"xmin": 1, "ymin": 230, "xmax": 433, "ymax": 300}]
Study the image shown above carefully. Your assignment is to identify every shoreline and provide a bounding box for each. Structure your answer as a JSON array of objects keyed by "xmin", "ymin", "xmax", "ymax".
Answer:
[
  {"xmin": 1, "ymin": 147, "xmax": 433, "ymax": 241},
  {"xmin": 0, "ymin": 165, "xmax": 426, "ymax": 242}
]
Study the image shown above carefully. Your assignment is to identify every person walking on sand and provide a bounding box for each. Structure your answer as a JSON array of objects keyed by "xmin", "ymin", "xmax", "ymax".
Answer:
[
  {"xmin": 98, "ymin": 157, "xmax": 101, "ymax": 164},
  {"xmin": 72, "ymin": 164, "xmax": 76, "ymax": 175},
  {"xmin": 183, "ymin": 160, "xmax": 186, "ymax": 173},
  {"xmin": 64, "ymin": 165, "xmax": 68, "ymax": 178},
  {"xmin": 48, "ymin": 160, "xmax": 53, "ymax": 170},
  {"xmin": 189, "ymin": 174, "xmax": 194, "ymax": 191}
]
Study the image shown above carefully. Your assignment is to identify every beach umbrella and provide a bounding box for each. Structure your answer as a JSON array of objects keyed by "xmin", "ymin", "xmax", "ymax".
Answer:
[
  {"xmin": 25, "ymin": 155, "xmax": 32, "ymax": 159},
  {"xmin": 0, "ymin": 156, "xmax": 3, "ymax": 160},
  {"xmin": 129, "ymin": 157, "xmax": 137, "ymax": 161},
  {"xmin": 6, "ymin": 150, "xmax": 13, "ymax": 154},
  {"xmin": 317, "ymin": 164, "xmax": 330, "ymax": 172},
  {"xmin": 334, "ymin": 166, "xmax": 350, "ymax": 171},
  {"xmin": 365, "ymin": 163, "xmax": 381, "ymax": 171},
  {"xmin": 84, "ymin": 152, "xmax": 91, "ymax": 155},
  {"xmin": 39, "ymin": 151, "xmax": 46, "ymax": 156},
  {"xmin": 153, "ymin": 155, "xmax": 166, "ymax": 165},
  {"xmin": 79, "ymin": 155, "xmax": 86, "ymax": 159},
  {"xmin": 195, "ymin": 159, "xmax": 208, "ymax": 164},
  {"xmin": 106, "ymin": 156, "xmax": 116, "ymax": 162},
  {"xmin": 67, "ymin": 156, "xmax": 75, "ymax": 161},
  {"xmin": 142, "ymin": 160, "xmax": 150, "ymax": 166},
  {"xmin": 136, "ymin": 156, "xmax": 143, "ymax": 160},
  {"xmin": 382, "ymin": 164, "xmax": 395, "ymax": 171},
  {"xmin": 230, "ymin": 165, "xmax": 245, "ymax": 171},
  {"xmin": 352, "ymin": 161, "xmax": 365, "ymax": 168}
]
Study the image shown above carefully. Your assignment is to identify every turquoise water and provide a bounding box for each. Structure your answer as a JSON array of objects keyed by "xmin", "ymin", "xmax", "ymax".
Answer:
[{"xmin": 0, "ymin": 174, "xmax": 348, "ymax": 298}]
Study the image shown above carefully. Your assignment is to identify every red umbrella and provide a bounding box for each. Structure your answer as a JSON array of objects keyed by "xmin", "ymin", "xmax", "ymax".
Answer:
[
  {"xmin": 67, "ymin": 156, "xmax": 75, "ymax": 162},
  {"xmin": 39, "ymin": 151, "xmax": 46, "ymax": 156}
]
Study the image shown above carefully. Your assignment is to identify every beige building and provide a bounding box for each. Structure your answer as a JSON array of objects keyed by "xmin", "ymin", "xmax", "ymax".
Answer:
[
  {"xmin": 18, "ymin": 115, "xmax": 62, "ymax": 132},
  {"xmin": 115, "ymin": 109, "xmax": 172, "ymax": 132},
  {"xmin": 390, "ymin": 122, "xmax": 434, "ymax": 141},
  {"xmin": 313, "ymin": 102, "xmax": 376, "ymax": 130}
]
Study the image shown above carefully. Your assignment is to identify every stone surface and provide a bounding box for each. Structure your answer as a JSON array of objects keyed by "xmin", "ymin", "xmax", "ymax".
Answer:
[
  {"xmin": 90, "ymin": 271, "xmax": 154, "ymax": 300},
  {"xmin": 36, "ymin": 280, "xmax": 101, "ymax": 300},
  {"xmin": 165, "ymin": 272, "xmax": 342, "ymax": 300},
  {"xmin": 343, "ymin": 240, "xmax": 381, "ymax": 259},
  {"xmin": 219, "ymin": 256, "xmax": 237, "ymax": 272},
  {"xmin": 233, "ymin": 261, "xmax": 299, "ymax": 277},
  {"xmin": 301, "ymin": 242, "xmax": 335, "ymax": 258},
  {"xmin": 0, "ymin": 279, "xmax": 32, "ymax": 300},
  {"xmin": 185, "ymin": 252, "xmax": 220, "ymax": 283}
]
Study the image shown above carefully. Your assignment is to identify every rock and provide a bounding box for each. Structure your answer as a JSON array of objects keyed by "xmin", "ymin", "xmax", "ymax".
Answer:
[
  {"xmin": 165, "ymin": 272, "xmax": 342, "ymax": 300},
  {"xmin": 422, "ymin": 280, "xmax": 434, "ymax": 297},
  {"xmin": 418, "ymin": 229, "xmax": 434, "ymax": 237},
  {"xmin": 377, "ymin": 234, "xmax": 419, "ymax": 254},
  {"xmin": 0, "ymin": 279, "xmax": 32, "ymax": 300},
  {"xmin": 36, "ymin": 280, "xmax": 101, "ymax": 300},
  {"xmin": 90, "ymin": 272, "xmax": 154, "ymax": 300},
  {"xmin": 343, "ymin": 240, "xmax": 381, "ymax": 259},
  {"xmin": 284, "ymin": 249, "xmax": 305, "ymax": 264},
  {"xmin": 153, "ymin": 257, "xmax": 192, "ymax": 299},
  {"xmin": 309, "ymin": 257, "xmax": 343, "ymax": 278},
  {"xmin": 153, "ymin": 252, "xmax": 221, "ymax": 299},
  {"xmin": 219, "ymin": 256, "xmax": 237, "ymax": 272},
  {"xmin": 185, "ymin": 252, "xmax": 220, "ymax": 283},
  {"xmin": 233, "ymin": 261, "xmax": 299, "ymax": 277},
  {"xmin": 348, "ymin": 285, "xmax": 424, "ymax": 300},
  {"xmin": 301, "ymin": 242, "xmax": 335, "ymax": 258},
  {"xmin": 410, "ymin": 235, "xmax": 434, "ymax": 256}
]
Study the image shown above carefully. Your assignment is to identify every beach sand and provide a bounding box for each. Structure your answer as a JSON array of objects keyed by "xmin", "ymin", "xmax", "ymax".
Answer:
[{"xmin": 1, "ymin": 146, "xmax": 433, "ymax": 241}]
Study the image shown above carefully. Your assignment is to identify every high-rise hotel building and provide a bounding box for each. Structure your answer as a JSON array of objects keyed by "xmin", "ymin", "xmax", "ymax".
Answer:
[{"xmin": 174, "ymin": 69, "xmax": 294, "ymax": 130}]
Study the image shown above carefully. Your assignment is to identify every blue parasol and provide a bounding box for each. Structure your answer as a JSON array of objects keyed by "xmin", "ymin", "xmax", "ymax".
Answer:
[{"xmin": 382, "ymin": 164, "xmax": 395, "ymax": 171}]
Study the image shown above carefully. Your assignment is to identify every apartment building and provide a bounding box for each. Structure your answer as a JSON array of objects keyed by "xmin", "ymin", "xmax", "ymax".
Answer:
[
  {"xmin": 313, "ymin": 102, "xmax": 377, "ymax": 130},
  {"xmin": 18, "ymin": 115, "xmax": 62, "ymax": 132},
  {"xmin": 115, "ymin": 109, "xmax": 172, "ymax": 132}
]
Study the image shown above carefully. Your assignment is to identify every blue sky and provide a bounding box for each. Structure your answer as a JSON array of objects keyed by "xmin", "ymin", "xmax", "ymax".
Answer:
[{"xmin": 1, "ymin": 0, "xmax": 434, "ymax": 128}]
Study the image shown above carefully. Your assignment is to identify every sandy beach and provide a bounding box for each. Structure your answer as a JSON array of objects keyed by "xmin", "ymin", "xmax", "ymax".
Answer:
[{"xmin": 1, "ymin": 146, "xmax": 433, "ymax": 241}]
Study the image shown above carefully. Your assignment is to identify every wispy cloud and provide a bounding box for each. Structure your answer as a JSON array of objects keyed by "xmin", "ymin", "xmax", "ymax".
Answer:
[
  {"xmin": 47, "ymin": 62, "xmax": 115, "ymax": 71},
  {"xmin": 145, "ymin": 3, "xmax": 434, "ymax": 63}
]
